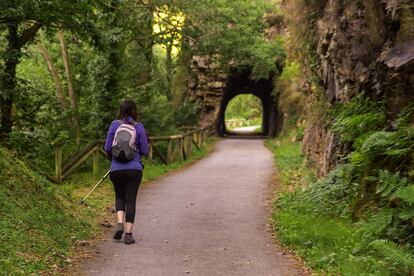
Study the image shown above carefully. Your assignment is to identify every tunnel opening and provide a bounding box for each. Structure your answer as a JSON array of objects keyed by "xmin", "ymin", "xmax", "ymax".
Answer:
[
  {"xmin": 218, "ymin": 69, "xmax": 281, "ymax": 137},
  {"xmin": 224, "ymin": 94, "xmax": 263, "ymax": 136}
]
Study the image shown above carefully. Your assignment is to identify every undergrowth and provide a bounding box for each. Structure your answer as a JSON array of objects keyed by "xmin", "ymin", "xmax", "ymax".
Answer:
[
  {"xmin": 269, "ymin": 94, "xmax": 414, "ymax": 275},
  {"xmin": 0, "ymin": 148, "xmax": 91, "ymax": 274},
  {"xmin": 0, "ymin": 138, "xmax": 215, "ymax": 274}
]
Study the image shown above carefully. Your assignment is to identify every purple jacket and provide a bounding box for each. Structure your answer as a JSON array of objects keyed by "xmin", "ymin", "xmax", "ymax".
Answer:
[{"xmin": 104, "ymin": 117, "xmax": 149, "ymax": 172}]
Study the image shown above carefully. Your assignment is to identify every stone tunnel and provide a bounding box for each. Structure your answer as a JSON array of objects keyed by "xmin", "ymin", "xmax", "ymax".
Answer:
[{"xmin": 188, "ymin": 56, "xmax": 282, "ymax": 137}]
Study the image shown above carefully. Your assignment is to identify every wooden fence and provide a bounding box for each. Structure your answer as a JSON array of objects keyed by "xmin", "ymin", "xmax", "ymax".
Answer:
[
  {"xmin": 226, "ymin": 119, "xmax": 247, "ymax": 128},
  {"xmin": 54, "ymin": 127, "xmax": 209, "ymax": 183}
]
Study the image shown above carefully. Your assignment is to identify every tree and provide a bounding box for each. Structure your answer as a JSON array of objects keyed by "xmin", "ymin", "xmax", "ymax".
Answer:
[
  {"xmin": 178, "ymin": 0, "xmax": 284, "ymax": 78},
  {"xmin": 0, "ymin": 0, "xmax": 96, "ymax": 140}
]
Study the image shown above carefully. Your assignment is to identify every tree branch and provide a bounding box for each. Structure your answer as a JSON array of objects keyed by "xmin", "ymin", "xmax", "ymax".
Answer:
[
  {"xmin": 18, "ymin": 22, "xmax": 43, "ymax": 48},
  {"xmin": 12, "ymin": 95, "xmax": 51, "ymax": 123}
]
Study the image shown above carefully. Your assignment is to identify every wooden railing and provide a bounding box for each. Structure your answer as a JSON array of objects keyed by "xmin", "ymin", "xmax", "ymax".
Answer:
[
  {"xmin": 226, "ymin": 119, "xmax": 247, "ymax": 128},
  {"xmin": 54, "ymin": 127, "xmax": 209, "ymax": 183}
]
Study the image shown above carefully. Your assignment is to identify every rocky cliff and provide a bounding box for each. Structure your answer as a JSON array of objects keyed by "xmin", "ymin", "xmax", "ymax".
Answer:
[{"xmin": 301, "ymin": 0, "xmax": 414, "ymax": 176}]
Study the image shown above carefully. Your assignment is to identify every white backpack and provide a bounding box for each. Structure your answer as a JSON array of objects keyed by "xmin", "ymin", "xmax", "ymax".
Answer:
[{"xmin": 112, "ymin": 120, "xmax": 137, "ymax": 162}]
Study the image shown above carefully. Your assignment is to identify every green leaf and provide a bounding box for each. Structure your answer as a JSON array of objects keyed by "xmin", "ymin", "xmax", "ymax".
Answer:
[
  {"xmin": 393, "ymin": 185, "xmax": 414, "ymax": 204},
  {"xmin": 370, "ymin": 239, "xmax": 414, "ymax": 269},
  {"xmin": 398, "ymin": 205, "xmax": 414, "ymax": 220}
]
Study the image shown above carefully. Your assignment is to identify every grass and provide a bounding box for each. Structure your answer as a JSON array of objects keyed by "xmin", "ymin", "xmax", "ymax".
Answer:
[
  {"xmin": 0, "ymin": 148, "xmax": 92, "ymax": 274},
  {"xmin": 265, "ymin": 136, "xmax": 314, "ymax": 193},
  {"xmin": 267, "ymin": 133, "xmax": 402, "ymax": 275},
  {"xmin": 0, "ymin": 138, "xmax": 216, "ymax": 274}
]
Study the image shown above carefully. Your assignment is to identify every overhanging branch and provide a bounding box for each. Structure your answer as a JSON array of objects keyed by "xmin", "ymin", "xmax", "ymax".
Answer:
[{"xmin": 18, "ymin": 22, "xmax": 43, "ymax": 48}]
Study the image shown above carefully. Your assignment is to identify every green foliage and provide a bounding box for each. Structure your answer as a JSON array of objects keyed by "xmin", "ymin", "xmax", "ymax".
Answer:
[
  {"xmin": 274, "ymin": 202, "xmax": 392, "ymax": 275},
  {"xmin": 394, "ymin": 185, "xmax": 414, "ymax": 204},
  {"xmin": 173, "ymin": 99, "xmax": 200, "ymax": 127},
  {"xmin": 266, "ymin": 136, "xmax": 315, "ymax": 192},
  {"xmin": 376, "ymin": 170, "xmax": 408, "ymax": 198},
  {"xmin": 0, "ymin": 0, "xmax": 95, "ymax": 25},
  {"xmin": 331, "ymin": 94, "xmax": 385, "ymax": 149},
  {"xmin": 370, "ymin": 240, "xmax": 414, "ymax": 271},
  {"xmin": 270, "ymin": 96, "xmax": 414, "ymax": 274},
  {"xmin": 181, "ymin": 0, "xmax": 284, "ymax": 79},
  {"xmin": 269, "ymin": 132, "xmax": 410, "ymax": 275},
  {"xmin": 0, "ymin": 147, "xmax": 92, "ymax": 274},
  {"xmin": 225, "ymin": 94, "xmax": 263, "ymax": 127},
  {"xmin": 0, "ymin": 137, "xmax": 215, "ymax": 274},
  {"xmin": 274, "ymin": 61, "xmax": 306, "ymax": 119},
  {"xmin": 1, "ymin": 0, "xmax": 281, "ymax": 172}
]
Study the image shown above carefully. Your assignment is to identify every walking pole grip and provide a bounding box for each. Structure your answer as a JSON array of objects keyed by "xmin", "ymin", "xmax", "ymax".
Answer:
[{"xmin": 80, "ymin": 170, "xmax": 110, "ymax": 205}]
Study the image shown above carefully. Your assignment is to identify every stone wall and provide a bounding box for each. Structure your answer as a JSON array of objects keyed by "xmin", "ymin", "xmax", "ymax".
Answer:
[{"xmin": 188, "ymin": 55, "xmax": 227, "ymax": 131}]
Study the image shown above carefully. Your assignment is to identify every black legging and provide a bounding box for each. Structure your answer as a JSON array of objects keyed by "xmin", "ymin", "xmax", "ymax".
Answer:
[{"xmin": 109, "ymin": 169, "xmax": 143, "ymax": 223}]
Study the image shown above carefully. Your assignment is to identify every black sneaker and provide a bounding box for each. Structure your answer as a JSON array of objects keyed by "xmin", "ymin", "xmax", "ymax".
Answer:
[
  {"xmin": 113, "ymin": 223, "xmax": 124, "ymax": 240},
  {"xmin": 124, "ymin": 233, "xmax": 135, "ymax": 244}
]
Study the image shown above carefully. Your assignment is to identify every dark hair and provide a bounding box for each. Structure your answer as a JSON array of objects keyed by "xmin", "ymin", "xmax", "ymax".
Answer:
[{"xmin": 118, "ymin": 100, "xmax": 138, "ymax": 121}]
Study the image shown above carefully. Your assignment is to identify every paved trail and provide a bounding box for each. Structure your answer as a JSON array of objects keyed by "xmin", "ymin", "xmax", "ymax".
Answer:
[
  {"xmin": 83, "ymin": 139, "xmax": 302, "ymax": 276},
  {"xmin": 228, "ymin": 125, "xmax": 261, "ymax": 135}
]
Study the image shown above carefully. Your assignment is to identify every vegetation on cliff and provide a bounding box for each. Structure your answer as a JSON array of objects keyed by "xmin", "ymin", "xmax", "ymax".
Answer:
[
  {"xmin": 269, "ymin": 126, "xmax": 414, "ymax": 275},
  {"xmin": 271, "ymin": 0, "xmax": 414, "ymax": 275}
]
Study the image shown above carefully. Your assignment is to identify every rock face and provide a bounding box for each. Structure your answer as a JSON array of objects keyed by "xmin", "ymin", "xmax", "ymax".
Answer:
[
  {"xmin": 188, "ymin": 55, "xmax": 227, "ymax": 131},
  {"xmin": 302, "ymin": 0, "xmax": 414, "ymax": 176}
]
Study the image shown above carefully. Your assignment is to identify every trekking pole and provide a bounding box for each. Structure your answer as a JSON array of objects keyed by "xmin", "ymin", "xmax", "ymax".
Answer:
[{"xmin": 80, "ymin": 170, "xmax": 110, "ymax": 205}]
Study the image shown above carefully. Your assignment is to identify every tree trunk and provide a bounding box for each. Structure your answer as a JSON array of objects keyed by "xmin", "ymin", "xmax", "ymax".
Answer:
[
  {"xmin": 57, "ymin": 31, "xmax": 77, "ymax": 109},
  {"xmin": 57, "ymin": 31, "xmax": 80, "ymax": 143},
  {"xmin": 0, "ymin": 22, "xmax": 42, "ymax": 141},
  {"xmin": 0, "ymin": 22, "xmax": 20, "ymax": 140},
  {"xmin": 165, "ymin": 40, "xmax": 174, "ymax": 101},
  {"xmin": 143, "ymin": 7, "xmax": 154, "ymax": 84},
  {"xmin": 37, "ymin": 41, "xmax": 69, "ymax": 109}
]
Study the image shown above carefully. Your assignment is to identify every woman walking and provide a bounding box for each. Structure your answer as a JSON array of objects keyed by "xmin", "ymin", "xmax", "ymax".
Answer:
[{"xmin": 104, "ymin": 100, "xmax": 149, "ymax": 244}]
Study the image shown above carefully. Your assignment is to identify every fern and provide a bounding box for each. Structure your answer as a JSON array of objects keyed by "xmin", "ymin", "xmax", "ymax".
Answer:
[
  {"xmin": 398, "ymin": 205, "xmax": 414, "ymax": 220},
  {"xmin": 331, "ymin": 93, "xmax": 385, "ymax": 146},
  {"xmin": 361, "ymin": 131, "xmax": 395, "ymax": 157},
  {"xmin": 394, "ymin": 185, "xmax": 414, "ymax": 204},
  {"xmin": 357, "ymin": 208, "xmax": 394, "ymax": 240},
  {"xmin": 370, "ymin": 239, "xmax": 414, "ymax": 270},
  {"xmin": 377, "ymin": 170, "xmax": 407, "ymax": 198},
  {"xmin": 395, "ymin": 104, "xmax": 414, "ymax": 129}
]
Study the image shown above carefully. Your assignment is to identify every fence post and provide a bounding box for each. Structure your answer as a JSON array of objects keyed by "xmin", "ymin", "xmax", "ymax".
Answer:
[
  {"xmin": 183, "ymin": 136, "xmax": 188, "ymax": 160},
  {"xmin": 188, "ymin": 134, "xmax": 193, "ymax": 155},
  {"xmin": 195, "ymin": 132, "xmax": 198, "ymax": 145},
  {"xmin": 148, "ymin": 143, "xmax": 153, "ymax": 163},
  {"xmin": 198, "ymin": 130, "xmax": 202, "ymax": 147},
  {"xmin": 92, "ymin": 145, "xmax": 99, "ymax": 176},
  {"xmin": 200, "ymin": 129, "xmax": 204, "ymax": 147},
  {"xmin": 55, "ymin": 144, "xmax": 62, "ymax": 183},
  {"xmin": 179, "ymin": 137, "xmax": 184, "ymax": 161},
  {"xmin": 167, "ymin": 139, "xmax": 173, "ymax": 164}
]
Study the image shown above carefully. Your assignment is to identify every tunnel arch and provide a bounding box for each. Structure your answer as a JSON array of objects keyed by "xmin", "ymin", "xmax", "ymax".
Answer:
[{"xmin": 217, "ymin": 69, "xmax": 281, "ymax": 137}]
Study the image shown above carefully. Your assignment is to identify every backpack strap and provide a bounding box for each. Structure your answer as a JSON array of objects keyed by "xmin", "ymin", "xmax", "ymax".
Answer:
[{"xmin": 118, "ymin": 119, "xmax": 137, "ymax": 126}]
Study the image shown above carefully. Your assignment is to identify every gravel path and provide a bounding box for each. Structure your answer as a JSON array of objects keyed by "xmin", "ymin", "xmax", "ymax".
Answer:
[{"xmin": 82, "ymin": 139, "xmax": 303, "ymax": 276}]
